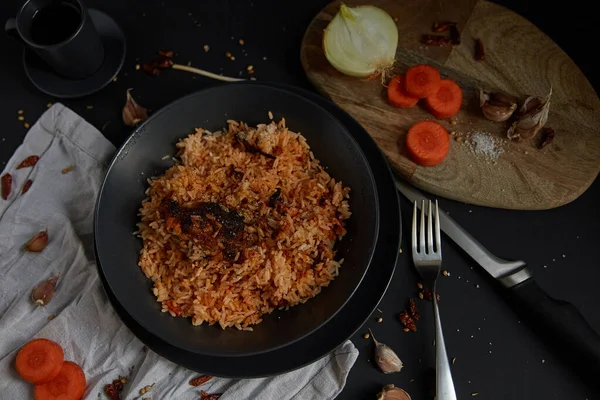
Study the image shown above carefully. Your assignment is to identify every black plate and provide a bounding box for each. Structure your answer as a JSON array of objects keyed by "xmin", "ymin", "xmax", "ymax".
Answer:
[
  {"xmin": 23, "ymin": 9, "xmax": 125, "ymax": 98},
  {"xmin": 95, "ymin": 83, "xmax": 380, "ymax": 357},
  {"xmin": 96, "ymin": 82, "xmax": 401, "ymax": 377}
]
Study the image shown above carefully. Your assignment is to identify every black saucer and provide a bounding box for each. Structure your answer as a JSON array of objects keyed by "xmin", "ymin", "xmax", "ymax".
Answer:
[{"xmin": 23, "ymin": 9, "xmax": 126, "ymax": 98}]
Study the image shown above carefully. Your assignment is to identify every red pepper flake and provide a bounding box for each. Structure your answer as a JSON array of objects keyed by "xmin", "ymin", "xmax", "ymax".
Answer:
[
  {"xmin": 432, "ymin": 21, "xmax": 456, "ymax": 32},
  {"xmin": 475, "ymin": 39, "xmax": 485, "ymax": 61},
  {"xmin": 409, "ymin": 298, "xmax": 420, "ymax": 320},
  {"xmin": 421, "ymin": 34, "xmax": 452, "ymax": 46},
  {"xmin": 1, "ymin": 173, "xmax": 12, "ymax": 200},
  {"xmin": 16, "ymin": 155, "xmax": 39, "ymax": 169},
  {"xmin": 158, "ymin": 50, "xmax": 174, "ymax": 58},
  {"xmin": 200, "ymin": 391, "xmax": 222, "ymax": 400},
  {"xmin": 143, "ymin": 63, "xmax": 160, "ymax": 76},
  {"xmin": 399, "ymin": 311, "xmax": 417, "ymax": 331},
  {"xmin": 21, "ymin": 179, "xmax": 33, "ymax": 194},
  {"xmin": 189, "ymin": 375, "xmax": 213, "ymax": 386}
]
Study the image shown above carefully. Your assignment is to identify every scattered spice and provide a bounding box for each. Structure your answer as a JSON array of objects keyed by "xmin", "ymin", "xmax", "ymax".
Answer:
[
  {"xmin": 23, "ymin": 230, "xmax": 48, "ymax": 252},
  {"xmin": 423, "ymin": 289, "xmax": 440, "ymax": 301},
  {"xmin": 408, "ymin": 298, "xmax": 420, "ymax": 320},
  {"xmin": 377, "ymin": 317, "xmax": 383, "ymax": 323},
  {"xmin": 238, "ymin": 39, "xmax": 245, "ymax": 45},
  {"xmin": 225, "ymin": 52, "xmax": 232, "ymax": 58},
  {"xmin": 418, "ymin": 292, "xmax": 424, "ymax": 300},
  {"xmin": 421, "ymin": 34, "xmax": 451, "ymax": 46},
  {"xmin": 471, "ymin": 393, "xmax": 479, "ymax": 397},
  {"xmin": 364, "ymin": 333, "xmax": 370, "ymax": 339},
  {"xmin": 113, "ymin": 77, "xmax": 118, "ymax": 82},
  {"xmin": 24, "ymin": 122, "xmax": 30, "ymax": 129},
  {"xmin": 468, "ymin": 131, "xmax": 504, "ymax": 160},
  {"xmin": 538, "ymin": 127, "xmax": 555, "ymax": 149},
  {"xmin": 104, "ymin": 377, "xmax": 127, "ymax": 400},
  {"xmin": 135, "ymin": 64, "xmax": 140, "ymax": 70},
  {"xmin": 403, "ymin": 327, "xmax": 410, "ymax": 332},
  {"xmin": 508, "ymin": 88, "xmax": 552, "ymax": 140},
  {"xmin": 18, "ymin": 109, "xmax": 24, "ymax": 115},
  {"xmin": 122, "ymin": 90, "xmax": 149, "ymax": 127},
  {"xmin": 376, "ymin": 384, "xmax": 412, "ymax": 400},
  {"xmin": 200, "ymin": 391, "xmax": 222, "ymax": 400},
  {"xmin": 377, "ymin": 308, "xmax": 383, "ymax": 313},
  {"xmin": 61, "ymin": 165, "xmax": 74, "ymax": 174},
  {"xmin": 48, "ymin": 314, "xmax": 56, "ymax": 320},
  {"xmin": 451, "ymin": 357, "xmax": 456, "ymax": 365},
  {"xmin": 17, "ymin": 155, "xmax": 40, "ymax": 169},
  {"xmin": 139, "ymin": 384, "xmax": 154, "ymax": 395},
  {"xmin": 432, "ymin": 21, "xmax": 456, "ymax": 32},
  {"xmin": 230, "ymin": 56, "xmax": 236, "ymax": 60},
  {"xmin": 399, "ymin": 311, "xmax": 417, "ymax": 331},
  {"xmin": 417, "ymin": 282, "xmax": 423, "ymax": 290},
  {"xmin": 86, "ymin": 105, "xmax": 94, "ymax": 110},
  {"xmin": 46, "ymin": 103, "xmax": 53, "ymax": 108},
  {"xmin": 203, "ymin": 45, "xmax": 210, "ymax": 52},
  {"xmin": 246, "ymin": 65, "xmax": 254, "ymax": 71},
  {"xmin": 31, "ymin": 274, "xmax": 59, "ymax": 306},
  {"xmin": 18, "ymin": 116, "xmax": 24, "ymax": 121},
  {"xmin": 1, "ymin": 173, "xmax": 12, "ymax": 200},
  {"xmin": 189, "ymin": 375, "xmax": 213, "ymax": 386},
  {"xmin": 268, "ymin": 111, "xmax": 273, "ymax": 120},
  {"xmin": 158, "ymin": 50, "xmax": 174, "ymax": 58},
  {"xmin": 442, "ymin": 270, "xmax": 449, "ymax": 277},
  {"xmin": 474, "ymin": 39, "xmax": 485, "ymax": 61},
  {"xmin": 369, "ymin": 329, "xmax": 403, "ymax": 374}
]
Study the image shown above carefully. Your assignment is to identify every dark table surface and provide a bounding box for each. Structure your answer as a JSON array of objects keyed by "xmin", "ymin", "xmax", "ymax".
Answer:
[{"xmin": 1, "ymin": 1, "xmax": 598, "ymax": 399}]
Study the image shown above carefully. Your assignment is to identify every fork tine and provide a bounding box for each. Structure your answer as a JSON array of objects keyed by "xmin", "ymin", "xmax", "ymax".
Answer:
[
  {"xmin": 419, "ymin": 200, "xmax": 426, "ymax": 254},
  {"xmin": 435, "ymin": 200, "xmax": 442, "ymax": 254},
  {"xmin": 427, "ymin": 200, "xmax": 434, "ymax": 254},
  {"xmin": 412, "ymin": 201, "xmax": 418, "ymax": 255}
]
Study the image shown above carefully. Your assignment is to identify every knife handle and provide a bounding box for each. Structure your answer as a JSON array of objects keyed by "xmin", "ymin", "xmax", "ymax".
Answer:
[{"xmin": 508, "ymin": 278, "xmax": 600, "ymax": 385}]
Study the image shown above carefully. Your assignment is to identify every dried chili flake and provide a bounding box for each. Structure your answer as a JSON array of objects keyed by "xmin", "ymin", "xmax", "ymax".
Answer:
[
  {"xmin": 475, "ymin": 39, "xmax": 485, "ymax": 61},
  {"xmin": 143, "ymin": 63, "xmax": 160, "ymax": 76},
  {"xmin": 432, "ymin": 21, "xmax": 456, "ymax": 32},
  {"xmin": 449, "ymin": 25, "xmax": 461, "ymax": 45},
  {"xmin": 104, "ymin": 384, "xmax": 119, "ymax": 400},
  {"xmin": 189, "ymin": 375, "xmax": 213, "ymax": 386},
  {"xmin": 200, "ymin": 391, "xmax": 222, "ymax": 400},
  {"xmin": 409, "ymin": 298, "xmax": 420, "ymax": 320},
  {"xmin": 62, "ymin": 165, "xmax": 73, "ymax": 174},
  {"xmin": 423, "ymin": 289, "xmax": 440, "ymax": 301},
  {"xmin": 421, "ymin": 34, "xmax": 451, "ymax": 46},
  {"xmin": 1, "ymin": 173, "xmax": 12, "ymax": 200},
  {"xmin": 399, "ymin": 311, "xmax": 417, "ymax": 332},
  {"xmin": 16, "ymin": 155, "xmax": 39, "ymax": 169},
  {"xmin": 158, "ymin": 50, "xmax": 174, "ymax": 58}
]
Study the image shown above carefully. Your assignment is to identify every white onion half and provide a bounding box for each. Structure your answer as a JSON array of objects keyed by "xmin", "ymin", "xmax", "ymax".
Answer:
[{"xmin": 323, "ymin": 4, "xmax": 398, "ymax": 77}]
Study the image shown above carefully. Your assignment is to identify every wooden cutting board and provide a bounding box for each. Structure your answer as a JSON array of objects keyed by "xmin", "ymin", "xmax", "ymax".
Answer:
[{"xmin": 300, "ymin": 0, "xmax": 600, "ymax": 210}]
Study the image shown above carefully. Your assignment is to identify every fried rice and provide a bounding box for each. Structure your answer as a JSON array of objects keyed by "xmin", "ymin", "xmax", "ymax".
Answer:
[{"xmin": 136, "ymin": 119, "xmax": 351, "ymax": 329}]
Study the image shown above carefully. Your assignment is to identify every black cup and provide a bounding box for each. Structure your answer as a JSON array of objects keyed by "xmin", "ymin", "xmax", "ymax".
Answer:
[{"xmin": 5, "ymin": 0, "xmax": 104, "ymax": 79}]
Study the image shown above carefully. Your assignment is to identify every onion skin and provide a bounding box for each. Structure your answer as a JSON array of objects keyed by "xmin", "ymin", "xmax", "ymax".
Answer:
[{"xmin": 323, "ymin": 4, "xmax": 398, "ymax": 78}]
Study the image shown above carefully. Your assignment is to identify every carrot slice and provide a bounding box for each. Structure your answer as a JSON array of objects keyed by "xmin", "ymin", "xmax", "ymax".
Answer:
[
  {"xmin": 405, "ymin": 121, "xmax": 450, "ymax": 166},
  {"xmin": 387, "ymin": 74, "xmax": 419, "ymax": 109},
  {"xmin": 15, "ymin": 338, "xmax": 64, "ymax": 384},
  {"xmin": 34, "ymin": 361, "xmax": 86, "ymax": 400},
  {"xmin": 425, "ymin": 79, "xmax": 463, "ymax": 119},
  {"xmin": 404, "ymin": 64, "xmax": 441, "ymax": 98}
]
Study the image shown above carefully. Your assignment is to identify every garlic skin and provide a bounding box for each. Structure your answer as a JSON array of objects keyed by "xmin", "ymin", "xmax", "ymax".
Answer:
[
  {"xmin": 508, "ymin": 88, "xmax": 552, "ymax": 140},
  {"xmin": 479, "ymin": 89, "xmax": 517, "ymax": 122},
  {"xmin": 23, "ymin": 230, "xmax": 48, "ymax": 252},
  {"xmin": 376, "ymin": 384, "xmax": 412, "ymax": 400},
  {"xmin": 122, "ymin": 90, "xmax": 149, "ymax": 127},
  {"xmin": 323, "ymin": 4, "xmax": 398, "ymax": 77},
  {"xmin": 31, "ymin": 275, "xmax": 59, "ymax": 306}
]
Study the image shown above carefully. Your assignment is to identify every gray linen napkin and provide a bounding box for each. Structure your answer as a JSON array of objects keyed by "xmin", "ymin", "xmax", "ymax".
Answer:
[{"xmin": 0, "ymin": 104, "xmax": 358, "ymax": 399}]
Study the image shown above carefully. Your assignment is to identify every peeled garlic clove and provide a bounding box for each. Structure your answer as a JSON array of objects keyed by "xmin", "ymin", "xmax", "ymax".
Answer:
[
  {"xmin": 122, "ymin": 90, "xmax": 149, "ymax": 127},
  {"xmin": 376, "ymin": 384, "xmax": 412, "ymax": 400},
  {"xmin": 370, "ymin": 330, "xmax": 403, "ymax": 374},
  {"xmin": 23, "ymin": 230, "xmax": 48, "ymax": 252},
  {"xmin": 32, "ymin": 275, "xmax": 59, "ymax": 306}
]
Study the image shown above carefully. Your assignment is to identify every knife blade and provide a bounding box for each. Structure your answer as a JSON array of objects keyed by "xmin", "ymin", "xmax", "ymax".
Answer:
[{"xmin": 394, "ymin": 176, "xmax": 600, "ymax": 387}]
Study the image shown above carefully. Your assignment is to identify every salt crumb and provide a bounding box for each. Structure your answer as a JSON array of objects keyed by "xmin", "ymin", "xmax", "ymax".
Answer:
[
  {"xmin": 475, "ymin": 284, "xmax": 480, "ymax": 288},
  {"xmin": 552, "ymin": 258, "xmax": 556, "ymax": 262},
  {"xmin": 467, "ymin": 131, "xmax": 504, "ymax": 160},
  {"xmin": 543, "ymin": 265, "xmax": 547, "ymax": 269},
  {"xmin": 562, "ymin": 254, "xmax": 566, "ymax": 258},
  {"xmin": 541, "ymin": 359, "xmax": 545, "ymax": 364}
]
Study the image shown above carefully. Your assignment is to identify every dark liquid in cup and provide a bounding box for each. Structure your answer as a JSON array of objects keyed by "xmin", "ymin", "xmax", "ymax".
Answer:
[{"xmin": 30, "ymin": 2, "xmax": 81, "ymax": 46}]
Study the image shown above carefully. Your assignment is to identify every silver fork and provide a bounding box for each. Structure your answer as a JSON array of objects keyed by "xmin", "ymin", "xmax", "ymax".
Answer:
[{"xmin": 412, "ymin": 200, "xmax": 457, "ymax": 400}]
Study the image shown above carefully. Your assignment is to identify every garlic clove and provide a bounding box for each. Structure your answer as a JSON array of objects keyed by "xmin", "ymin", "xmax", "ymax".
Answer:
[
  {"xmin": 508, "ymin": 88, "xmax": 551, "ymax": 140},
  {"xmin": 482, "ymin": 102, "xmax": 517, "ymax": 122},
  {"xmin": 479, "ymin": 89, "xmax": 517, "ymax": 122},
  {"xmin": 31, "ymin": 274, "xmax": 59, "ymax": 306},
  {"xmin": 370, "ymin": 329, "xmax": 403, "ymax": 374},
  {"xmin": 23, "ymin": 230, "xmax": 48, "ymax": 252},
  {"xmin": 122, "ymin": 90, "xmax": 149, "ymax": 127},
  {"xmin": 376, "ymin": 384, "xmax": 412, "ymax": 400}
]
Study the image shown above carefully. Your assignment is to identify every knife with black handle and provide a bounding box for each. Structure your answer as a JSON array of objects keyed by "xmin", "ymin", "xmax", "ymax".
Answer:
[{"xmin": 395, "ymin": 177, "xmax": 600, "ymax": 387}]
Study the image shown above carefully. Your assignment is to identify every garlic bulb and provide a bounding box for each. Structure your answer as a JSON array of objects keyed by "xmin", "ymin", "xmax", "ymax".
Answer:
[{"xmin": 323, "ymin": 4, "xmax": 398, "ymax": 77}]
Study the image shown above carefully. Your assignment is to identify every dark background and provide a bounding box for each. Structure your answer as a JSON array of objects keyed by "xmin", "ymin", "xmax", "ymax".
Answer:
[{"xmin": 1, "ymin": 1, "xmax": 598, "ymax": 399}]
